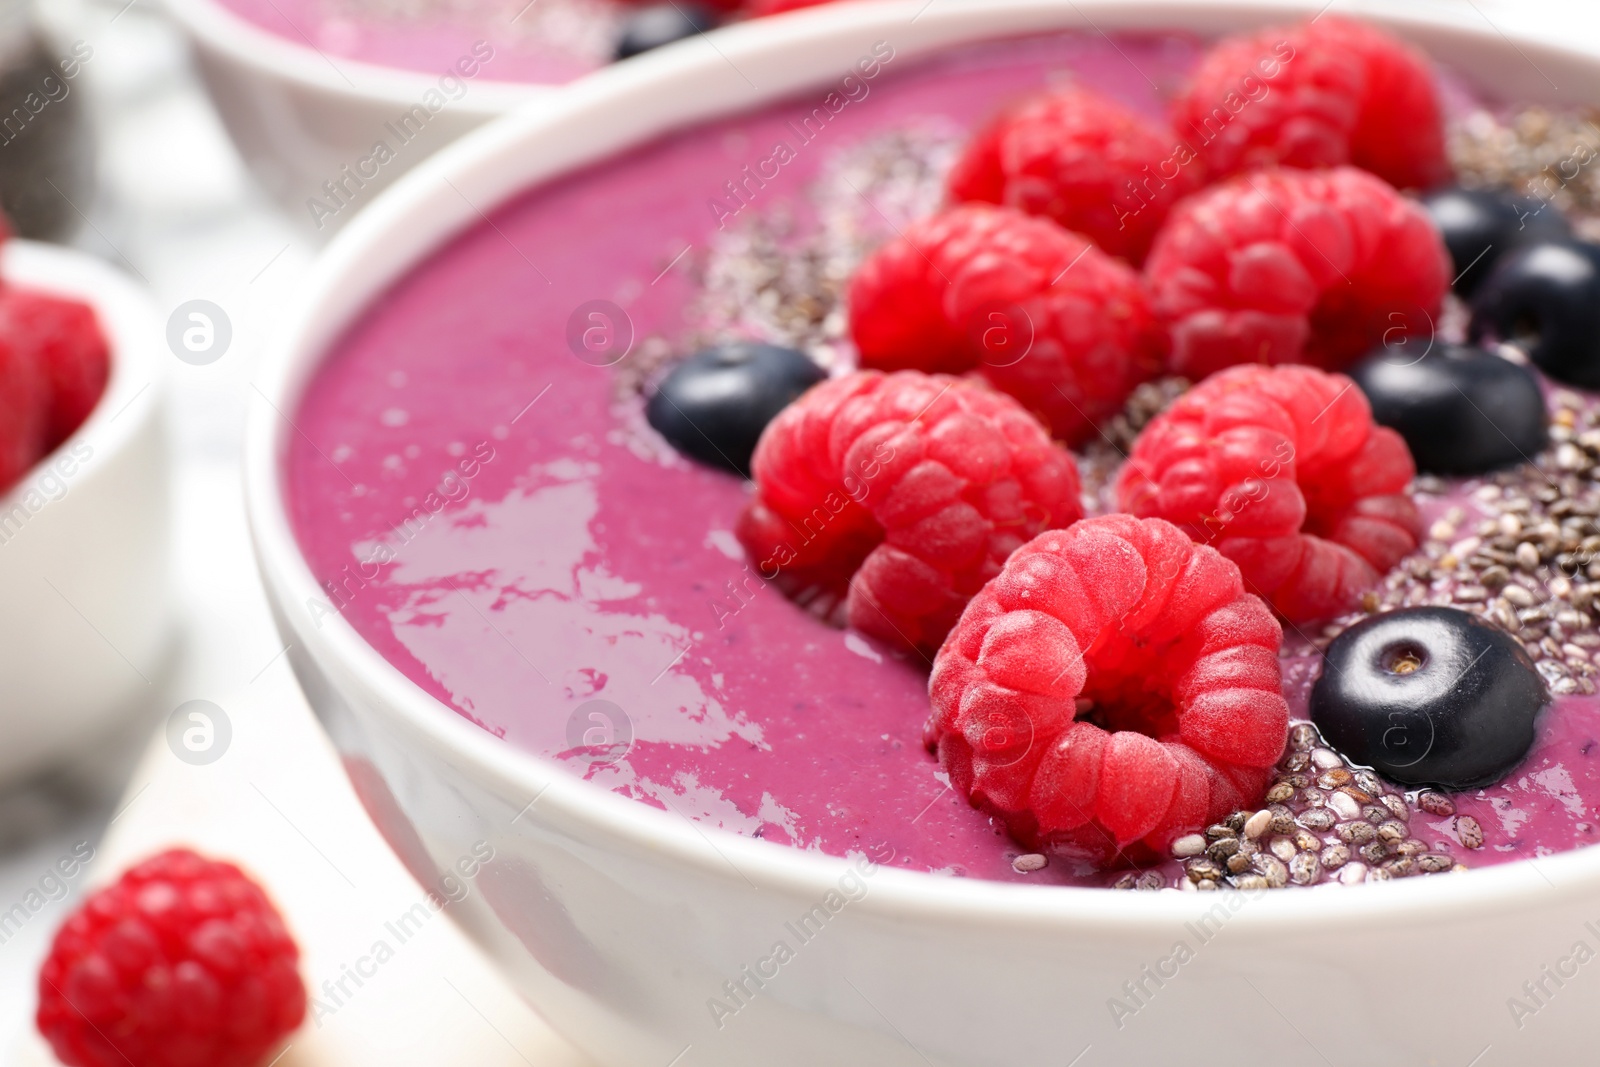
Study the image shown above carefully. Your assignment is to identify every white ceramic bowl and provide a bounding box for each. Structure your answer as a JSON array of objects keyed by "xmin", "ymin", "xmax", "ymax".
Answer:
[
  {"xmin": 247, "ymin": 3, "xmax": 1600, "ymax": 1064},
  {"xmin": 0, "ymin": 240, "xmax": 170, "ymax": 785},
  {"xmin": 164, "ymin": 0, "xmax": 539, "ymax": 237}
]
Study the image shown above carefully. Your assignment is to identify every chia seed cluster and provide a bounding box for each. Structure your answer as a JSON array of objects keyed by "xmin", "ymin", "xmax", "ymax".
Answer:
[
  {"xmin": 686, "ymin": 104, "xmax": 1600, "ymax": 891},
  {"xmin": 1161, "ymin": 723, "xmax": 1479, "ymax": 891},
  {"xmin": 691, "ymin": 124, "xmax": 963, "ymax": 360},
  {"xmin": 1449, "ymin": 107, "xmax": 1600, "ymax": 229},
  {"xmin": 1334, "ymin": 390, "xmax": 1600, "ymax": 699}
]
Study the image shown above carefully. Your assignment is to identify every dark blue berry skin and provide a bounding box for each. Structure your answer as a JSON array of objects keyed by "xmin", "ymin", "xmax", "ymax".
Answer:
[
  {"xmin": 1349, "ymin": 343, "xmax": 1546, "ymax": 475},
  {"xmin": 1470, "ymin": 239, "xmax": 1600, "ymax": 388},
  {"xmin": 1421, "ymin": 186, "xmax": 1570, "ymax": 296},
  {"xmin": 1310, "ymin": 607, "xmax": 1547, "ymax": 790},
  {"xmin": 614, "ymin": 3, "xmax": 718, "ymax": 60},
  {"xmin": 646, "ymin": 341, "xmax": 825, "ymax": 477}
]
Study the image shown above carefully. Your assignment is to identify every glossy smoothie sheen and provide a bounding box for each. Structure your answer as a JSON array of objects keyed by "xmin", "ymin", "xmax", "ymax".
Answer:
[{"xmin": 287, "ymin": 31, "xmax": 1600, "ymax": 886}]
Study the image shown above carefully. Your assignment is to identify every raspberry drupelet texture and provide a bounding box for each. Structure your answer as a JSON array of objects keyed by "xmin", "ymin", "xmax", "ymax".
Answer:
[
  {"xmin": 848, "ymin": 203, "xmax": 1162, "ymax": 445},
  {"xmin": 1115, "ymin": 364, "xmax": 1421, "ymax": 624},
  {"xmin": 37, "ymin": 849, "xmax": 306, "ymax": 1067},
  {"xmin": 947, "ymin": 85, "xmax": 1207, "ymax": 264},
  {"xmin": 1174, "ymin": 16, "xmax": 1451, "ymax": 190},
  {"xmin": 1143, "ymin": 166, "xmax": 1449, "ymax": 380},
  {"xmin": 738, "ymin": 369, "xmax": 1083, "ymax": 656},
  {"xmin": 927, "ymin": 514, "xmax": 1289, "ymax": 866}
]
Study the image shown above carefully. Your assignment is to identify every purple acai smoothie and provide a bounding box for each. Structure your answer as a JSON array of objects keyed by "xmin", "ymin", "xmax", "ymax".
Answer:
[
  {"xmin": 286, "ymin": 30, "xmax": 1600, "ymax": 890},
  {"xmin": 214, "ymin": 0, "xmax": 620, "ymax": 84}
]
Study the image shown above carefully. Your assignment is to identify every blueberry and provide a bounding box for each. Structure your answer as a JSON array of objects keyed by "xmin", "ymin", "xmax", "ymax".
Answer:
[
  {"xmin": 1421, "ymin": 186, "xmax": 1569, "ymax": 296},
  {"xmin": 614, "ymin": 2, "xmax": 718, "ymax": 60},
  {"xmin": 1310, "ymin": 607, "xmax": 1546, "ymax": 790},
  {"xmin": 645, "ymin": 341, "xmax": 825, "ymax": 476},
  {"xmin": 1470, "ymin": 238, "xmax": 1600, "ymax": 388},
  {"xmin": 1349, "ymin": 342, "xmax": 1546, "ymax": 475}
]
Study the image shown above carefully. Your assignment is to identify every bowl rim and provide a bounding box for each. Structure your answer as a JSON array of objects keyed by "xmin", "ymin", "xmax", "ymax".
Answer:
[
  {"xmin": 0, "ymin": 239, "xmax": 163, "ymax": 510},
  {"xmin": 164, "ymin": 0, "xmax": 552, "ymax": 110},
  {"xmin": 245, "ymin": 0, "xmax": 1600, "ymax": 936}
]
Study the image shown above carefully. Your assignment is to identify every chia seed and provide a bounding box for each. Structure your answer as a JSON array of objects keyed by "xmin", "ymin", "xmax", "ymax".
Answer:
[
  {"xmin": 1299, "ymin": 808, "xmax": 1337, "ymax": 832},
  {"xmin": 1419, "ymin": 792, "xmax": 1456, "ymax": 816}
]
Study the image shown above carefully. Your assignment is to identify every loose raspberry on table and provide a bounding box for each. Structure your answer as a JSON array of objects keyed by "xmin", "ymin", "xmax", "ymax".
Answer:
[
  {"xmin": 0, "ymin": 289, "xmax": 111, "ymax": 451},
  {"xmin": 738, "ymin": 369, "xmax": 1083, "ymax": 656},
  {"xmin": 926, "ymin": 513, "xmax": 1288, "ymax": 866},
  {"xmin": 1173, "ymin": 16, "xmax": 1451, "ymax": 190},
  {"xmin": 1115, "ymin": 364, "xmax": 1421, "ymax": 624},
  {"xmin": 1143, "ymin": 166, "xmax": 1449, "ymax": 380},
  {"xmin": 37, "ymin": 848, "xmax": 306, "ymax": 1067},
  {"xmin": 847, "ymin": 203, "xmax": 1162, "ymax": 445},
  {"xmin": 947, "ymin": 85, "xmax": 1206, "ymax": 264}
]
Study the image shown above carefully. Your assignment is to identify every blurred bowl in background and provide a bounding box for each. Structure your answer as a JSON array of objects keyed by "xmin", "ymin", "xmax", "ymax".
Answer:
[
  {"xmin": 163, "ymin": 0, "xmax": 552, "ymax": 239},
  {"xmin": 0, "ymin": 239, "xmax": 170, "ymax": 787}
]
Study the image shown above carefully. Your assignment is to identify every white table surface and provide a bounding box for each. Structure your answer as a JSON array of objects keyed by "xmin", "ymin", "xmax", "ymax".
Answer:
[{"xmin": 0, "ymin": 0, "xmax": 1596, "ymax": 1063}]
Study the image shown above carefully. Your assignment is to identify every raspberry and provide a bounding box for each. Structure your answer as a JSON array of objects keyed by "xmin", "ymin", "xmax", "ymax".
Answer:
[
  {"xmin": 0, "ymin": 289, "xmax": 111, "ymax": 451},
  {"xmin": 926, "ymin": 514, "xmax": 1288, "ymax": 866},
  {"xmin": 0, "ymin": 328, "xmax": 46, "ymax": 494},
  {"xmin": 847, "ymin": 204, "xmax": 1162, "ymax": 445},
  {"xmin": 1143, "ymin": 166, "xmax": 1449, "ymax": 380},
  {"xmin": 738, "ymin": 369, "xmax": 1083, "ymax": 656},
  {"xmin": 948, "ymin": 86, "xmax": 1206, "ymax": 263},
  {"xmin": 37, "ymin": 849, "xmax": 306, "ymax": 1067},
  {"xmin": 1115, "ymin": 364, "xmax": 1421, "ymax": 624},
  {"xmin": 1174, "ymin": 17, "xmax": 1451, "ymax": 190}
]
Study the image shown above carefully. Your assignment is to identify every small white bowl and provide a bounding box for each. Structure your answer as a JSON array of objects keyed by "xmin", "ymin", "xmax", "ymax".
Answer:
[
  {"xmin": 163, "ymin": 0, "xmax": 549, "ymax": 238},
  {"xmin": 0, "ymin": 240, "xmax": 170, "ymax": 786},
  {"xmin": 247, "ymin": 3, "xmax": 1600, "ymax": 1064}
]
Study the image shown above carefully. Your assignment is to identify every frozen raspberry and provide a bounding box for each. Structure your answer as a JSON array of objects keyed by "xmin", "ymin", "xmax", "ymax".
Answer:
[
  {"xmin": 37, "ymin": 849, "xmax": 306, "ymax": 1067},
  {"xmin": 948, "ymin": 86, "xmax": 1206, "ymax": 263},
  {"xmin": 1143, "ymin": 166, "xmax": 1449, "ymax": 379},
  {"xmin": 1115, "ymin": 364, "xmax": 1420, "ymax": 624},
  {"xmin": 1174, "ymin": 17, "xmax": 1451, "ymax": 190},
  {"xmin": 927, "ymin": 513, "xmax": 1288, "ymax": 866},
  {"xmin": 847, "ymin": 204, "xmax": 1162, "ymax": 445},
  {"xmin": 738, "ymin": 369, "xmax": 1083, "ymax": 655},
  {"xmin": 0, "ymin": 289, "xmax": 111, "ymax": 451}
]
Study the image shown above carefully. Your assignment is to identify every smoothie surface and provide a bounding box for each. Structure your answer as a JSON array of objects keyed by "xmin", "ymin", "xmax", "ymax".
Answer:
[
  {"xmin": 285, "ymin": 29, "xmax": 1600, "ymax": 887},
  {"xmin": 214, "ymin": 0, "xmax": 615, "ymax": 84}
]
